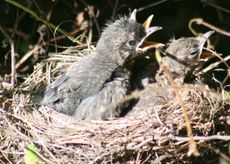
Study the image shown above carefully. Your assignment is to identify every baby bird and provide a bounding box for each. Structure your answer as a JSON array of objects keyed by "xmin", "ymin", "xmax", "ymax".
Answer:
[
  {"xmin": 128, "ymin": 31, "xmax": 214, "ymax": 117},
  {"xmin": 157, "ymin": 31, "xmax": 214, "ymax": 85},
  {"xmin": 38, "ymin": 9, "xmax": 162, "ymax": 120}
]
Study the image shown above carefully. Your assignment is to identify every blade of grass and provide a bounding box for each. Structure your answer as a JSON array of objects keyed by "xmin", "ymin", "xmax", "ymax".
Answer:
[{"xmin": 5, "ymin": 0, "xmax": 67, "ymax": 35}]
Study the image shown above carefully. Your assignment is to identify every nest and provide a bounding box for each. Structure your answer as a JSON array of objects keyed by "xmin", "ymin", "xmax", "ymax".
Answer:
[{"xmin": 0, "ymin": 46, "xmax": 230, "ymax": 163}]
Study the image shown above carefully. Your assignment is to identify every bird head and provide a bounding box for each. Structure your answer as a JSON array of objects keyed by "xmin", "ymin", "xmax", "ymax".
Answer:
[
  {"xmin": 164, "ymin": 31, "xmax": 214, "ymax": 77},
  {"xmin": 96, "ymin": 9, "xmax": 163, "ymax": 66}
]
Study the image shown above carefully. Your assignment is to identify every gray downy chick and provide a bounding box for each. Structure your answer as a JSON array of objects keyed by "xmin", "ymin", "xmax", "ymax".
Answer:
[
  {"xmin": 38, "ymin": 9, "xmax": 162, "ymax": 120},
  {"xmin": 157, "ymin": 31, "xmax": 214, "ymax": 85},
  {"xmin": 128, "ymin": 31, "xmax": 214, "ymax": 117}
]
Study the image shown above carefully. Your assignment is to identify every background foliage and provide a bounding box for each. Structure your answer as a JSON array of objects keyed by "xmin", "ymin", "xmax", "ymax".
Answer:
[{"xmin": 1, "ymin": 0, "xmax": 230, "ymax": 84}]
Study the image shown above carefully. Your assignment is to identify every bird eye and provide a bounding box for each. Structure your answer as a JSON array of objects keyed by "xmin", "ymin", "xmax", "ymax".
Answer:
[
  {"xmin": 189, "ymin": 50, "xmax": 198, "ymax": 58},
  {"xmin": 128, "ymin": 40, "xmax": 137, "ymax": 47}
]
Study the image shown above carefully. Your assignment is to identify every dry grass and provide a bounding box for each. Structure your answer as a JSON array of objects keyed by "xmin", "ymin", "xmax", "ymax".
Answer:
[{"xmin": 0, "ymin": 46, "xmax": 230, "ymax": 163}]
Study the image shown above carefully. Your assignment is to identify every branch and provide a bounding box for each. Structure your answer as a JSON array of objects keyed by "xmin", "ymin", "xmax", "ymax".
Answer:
[
  {"xmin": 189, "ymin": 18, "xmax": 230, "ymax": 37},
  {"xmin": 155, "ymin": 50, "xmax": 199, "ymax": 156},
  {"xmin": 0, "ymin": 25, "xmax": 16, "ymax": 88}
]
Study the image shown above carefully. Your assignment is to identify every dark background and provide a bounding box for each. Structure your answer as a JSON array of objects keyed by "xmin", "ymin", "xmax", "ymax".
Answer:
[{"xmin": 0, "ymin": 0, "xmax": 230, "ymax": 83}]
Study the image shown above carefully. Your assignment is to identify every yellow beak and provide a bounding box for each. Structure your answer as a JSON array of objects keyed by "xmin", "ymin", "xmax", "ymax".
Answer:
[
  {"xmin": 199, "ymin": 49, "xmax": 215, "ymax": 62},
  {"xmin": 136, "ymin": 15, "xmax": 164, "ymax": 52},
  {"xmin": 142, "ymin": 15, "xmax": 154, "ymax": 29}
]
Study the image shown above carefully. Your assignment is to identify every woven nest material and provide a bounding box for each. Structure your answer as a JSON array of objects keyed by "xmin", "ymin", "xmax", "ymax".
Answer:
[{"xmin": 0, "ymin": 46, "xmax": 230, "ymax": 163}]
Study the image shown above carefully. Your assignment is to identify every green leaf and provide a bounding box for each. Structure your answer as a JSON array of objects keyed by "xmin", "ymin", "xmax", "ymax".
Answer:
[{"xmin": 24, "ymin": 144, "xmax": 40, "ymax": 164}]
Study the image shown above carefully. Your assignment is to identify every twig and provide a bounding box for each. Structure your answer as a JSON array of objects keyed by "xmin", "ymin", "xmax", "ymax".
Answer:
[
  {"xmin": 152, "ymin": 154, "xmax": 171, "ymax": 164},
  {"xmin": 201, "ymin": 1, "xmax": 230, "ymax": 14},
  {"xmin": 137, "ymin": 0, "xmax": 168, "ymax": 12},
  {"xmin": 135, "ymin": 152, "xmax": 141, "ymax": 164},
  {"xmin": 7, "ymin": 28, "xmax": 30, "ymax": 40},
  {"xmin": 189, "ymin": 18, "xmax": 230, "ymax": 37},
  {"xmin": 11, "ymin": 1, "xmax": 30, "ymax": 38},
  {"xmin": 155, "ymin": 50, "xmax": 199, "ymax": 156},
  {"xmin": 0, "ymin": 151, "xmax": 13, "ymax": 164},
  {"xmin": 198, "ymin": 55, "xmax": 230, "ymax": 74},
  {"xmin": 112, "ymin": 0, "xmax": 119, "ymax": 20},
  {"xmin": 155, "ymin": 134, "xmax": 230, "ymax": 141},
  {"xmin": 49, "ymin": 27, "xmax": 81, "ymax": 43},
  {"xmin": 15, "ymin": 45, "xmax": 40, "ymax": 70},
  {"xmin": 10, "ymin": 42, "xmax": 16, "ymax": 87},
  {"xmin": 16, "ymin": 25, "xmax": 46, "ymax": 70},
  {"xmin": 79, "ymin": 0, "xmax": 101, "ymax": 36},
  {"xmin": 4, "ymin": 112, "xmax": 57, "ymax": 162},
  {"xmin": 0, "ymin": 25, "xmax": 16, "ymax": 88}
]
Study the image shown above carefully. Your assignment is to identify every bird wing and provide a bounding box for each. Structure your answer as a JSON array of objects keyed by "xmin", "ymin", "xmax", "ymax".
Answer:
[
  {"xmin": 73, "ymin": 76, "xmax": 130, "ymax": 120},
  {"xmin": 39, "ymin": 58, "xmax": 89, "ymax": 111},
  {"xmin": 42, "ymin": 74, "xmax": 69, "ymax": 102},
  {"xmin": 39, "ymin": 54, "xmax": 116, "ymax": 115}
]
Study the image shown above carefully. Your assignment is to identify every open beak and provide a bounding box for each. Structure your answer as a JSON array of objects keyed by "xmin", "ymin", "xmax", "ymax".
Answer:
[
  {"xmin": 142, "ymin": 14, "xmax": 154, "ymax": 29},
  {"xmin": 199, "ymin": 49, "xmax": 215, "ymax": 62},
  {"xmin": 136, "ymin": 15, "xmax": 164, "ymax": 52},
  {"xmin": 197, "ymin": 31, "xmax": 215, "ymax": 61}
]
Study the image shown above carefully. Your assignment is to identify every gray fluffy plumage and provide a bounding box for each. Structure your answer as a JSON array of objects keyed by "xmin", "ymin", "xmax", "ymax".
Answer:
[
  {"xmin": 157, "ymin": 31, "xmax": 214, "ymax": 85},
  {"xmin": 38, "ymin": 10, "xmax": 161, "ymax": 120},
  {"xmin": 128, "ymin": 31, "xmax": 214, "ymax": 116}
]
